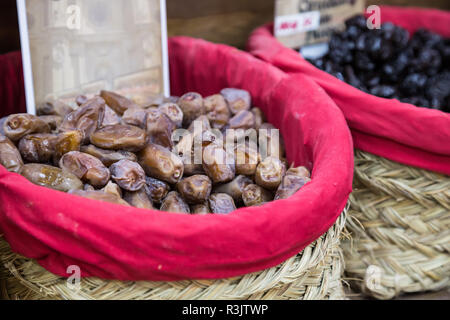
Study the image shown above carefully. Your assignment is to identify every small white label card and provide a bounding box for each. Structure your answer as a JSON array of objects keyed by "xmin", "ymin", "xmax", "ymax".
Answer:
[{"xmin": 274, "ymin": 0, "xmax": 365, "ymax": 49}]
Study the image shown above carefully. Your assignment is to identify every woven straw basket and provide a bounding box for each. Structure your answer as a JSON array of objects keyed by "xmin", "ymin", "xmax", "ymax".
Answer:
[
  {"xmin": 0, "ymin": 212, "xmax": 347, "ymax": 300},
  {"xmin": 342, "ymin": 150, "xmax": 450, "ymax": 300}
]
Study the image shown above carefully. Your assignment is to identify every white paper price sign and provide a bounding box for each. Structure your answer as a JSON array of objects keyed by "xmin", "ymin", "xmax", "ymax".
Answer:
[
  {"xmin": 275, "ymin": 11, "xmax": 320, "ymax": 37},
  {"xmin": 17, "ymin": 0, "xmax": 169, "ymax": 115},
  {"xmin": 274, "ymin": 0, "xmax": 365, "ymax": 49}
]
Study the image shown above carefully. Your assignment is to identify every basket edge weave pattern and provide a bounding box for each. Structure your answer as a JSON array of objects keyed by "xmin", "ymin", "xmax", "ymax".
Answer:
[
  {"xmin": 343, "ymin": 150, "xmax": 450, "ymax": 300},
  {"xmin": 0, "ymin": 211, "xmax": 347, "ymax": 300}
]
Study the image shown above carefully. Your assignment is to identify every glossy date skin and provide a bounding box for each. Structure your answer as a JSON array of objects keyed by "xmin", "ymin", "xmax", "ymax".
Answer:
[
  {"xmin": 59, "ymin": 97, "xmax": 105, "ymax": 143},
  {"xmin": 204, "ymin": 94, "xmax": 230, "ymax": 129},
  {"xmin": 242, "ymin": 184, "xmax": 273, "ymax": 207},
  {"xmin": 251, "ymin": 107, "xmax": 265, "ymax": 130},
  {"xmin": 70, "ymin": 189, "xmax": 130, "ymax": 206},
  {"xmin": 53, "ymin": 130, "xmax": 83, "ymax": 164},
  {"xmin": 18, "ymin": 133, "xmax": 58, "ymax": 163},
  {"xmin": 177, "ymin": 175, "xmax": 212, "ymax": 204},
  {"xmin": 37, "ymin": 100, "xmax": 73, "ymax": 117},
  {"xmin": 81, "ymin": 144, "xmax": 137, "ymax": 167},
  {"xmin": 255, "ymin": 156, "xmax": 286, "ymax": 190},
  {"xmin": 274, "ymin": 167, "xmax": 311, "ymax": 200},
  {"xmin": 208, "ymin": 193, "xmax": 236, "ymax": 214},
  {"xmin": 0, "ymin": 135, "xmax": 24, "ymax": 173},
  {"xmin": 234, "ymin": 142, "xmax": 260, "ymax": 176},
  {"xmin": 90, "ymin": 124, "xmax": 147, "ymax": 152},
  {"xmin": 101, "ymin": 181, "xmax": 123, "ymax": 198},
  {"xmin": 138, "ymin": 143, "xmax": 184, "ymax": 184},
  {"xmin": 158, "ymin": 103, "xmax": 184, "ymax": 128},
  {"xmin": 258, "ymin": 123, "xmax": 285, "ymax": 159},
  {"xmin": 191, "ymin": 202, "xmax": 211, "ymax": 214},
  {"xmin": 21, "ymin": 163, "xmax": 83, "ymax": 192},
  {"xmin": 146, "ymin": 109, "xmax": 176, "ymax": 149},
  {"xmin": 100, "ymin": 90, "xmax": 140, "ymax": 116},
  {"xmin": 173, "ymin": 133, "xmax": 204, "ymax": 177},
  {"xmin": 39, "ymin": 115, "xmax": 63, "ymax": 131},
  {"xmin": 122, "ymin": 107, "xmax": 148, "ymax": 129},
  {"xmin": 60, "ymin": 151, "xmax": 110, "ymax": 188},
  {"xmin": 178, "ymin": 92, "xmax": 205, "ymax": 127},
  {"xmin": 227, "ymin": 110, "xmax": 256, "ymax": 130},
  {"xmin": 144, "ymin": 176, "xmax": 170, "ymax": 204},
  {"xmin": 202, "ymin": 144, "xmax": 236, "ymax": 184},
  {"xmin": 102, "ymin": 106, "xmax": 121, "ymax": 127},
  {"xmin": 109, "ymin": 159, "xmax": 146, "ymax": 192},
  {"xmin": 3, "ymin": 114, "xmax": 51, "ymax": 142},
  {"xmin": 160, "ymin": 191, "xmax": 190, "ymax": 213},
  {"xmin": 220, "ymin": 88, "xmax": 251, "ymax": 115},
  {"xmin": 123, "ymin": 188, "xmax": 154, "ymax": 210},
  {"xmin": 213, "ymin": 175, "xmax": 253, "ymax": 204}
]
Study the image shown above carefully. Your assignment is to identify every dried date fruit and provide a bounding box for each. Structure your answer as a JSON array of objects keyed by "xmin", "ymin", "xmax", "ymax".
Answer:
[
  {"xmin": 75, "ymin": 95, "xmax": 88, "ymax": 106},
  {"xmin": 123, "ymin": 189, "xmax": 154, "ymax": 210},
  {"xmin": 18, "ymin": 133, "xmax": 58, "ymax": 163},
  {"xmin": 102, "ymin": 106, "xmax": 121, "ymax": 127},
  {"xmin": 251, "ymin": 107, "xmax": 265, "ymax": 130},
  {"xmin": 213, "ymin": 175, "xmax": 252, "ymax": 204},
  {"xmin": 146, "ymin": 110, "xmax": 176, "ymax": 149},
  {"xmin": 208, "ymin": 193, "xmax": 236, "ymax": 214},
  {"xmin": 255, "ymin": 156, "xmax": 286, "ymax": 190},
  {"xmin": 21, "ymin": 163, "xmax": 83, "ymax": 192},
  {"xmin": 81, "ymin": 144, "xmax": 137, "ymax": 167},
  {"xmin": 3, "ymin": 114, "xmax": 51, "ymax": 142},
  {"xmin": 234, "ymin": 142, "xmax": 260, "ymax": 176},
  {"xmin": 100, "ymin": 90, "xmax": 140, "ymax": 115},
  {"xmin": 220, "ymin": 88, "xmax": 251, "ymax": 114},
  {"xmin": 90, "ymin": 124, "xmax": 146, "ymax": 152},
  {"xmin": 178, "ymin": 92, "xmax": 205, "ymax": 126},
  {"xmin": 274, "ymin": 167, "xmax": 311, "ymax": 200},
  {"xmin": 53, "ymin": 130, "xmax": 83, "ymax": 164},
  {"xmin": 37, "ymin": 100, "xmax": 73, "ymax": 117},
  {"xmin": 109, "ymin": 159, "xmax": 146, "ymax": 191},
  {"xmin": 60, "ymin": 151, "xmax": 110, "ymax": 188},
  {"xmin": 39, "ymin": 115, "xmax": 63, "ymax": 131},
  {"xmin": 242, "ymin": 184, "xmax": 273, "ymax": 207},
  {"xmin": 177, "ymin": 175, "xmax": 212, "ymax": 204},
  {"xmin": 191, "ymin": 202, "xmax": 211, "ymax": 214},
  {"xmin": 0, "ymin": 135, "xmax": 24, "ymax": 173},
  {"xmin": 160, "ymin": 191, "xmax": 190, "ymax": 213},
  {"xmin": 138, "ymin": 143, "xmax": 184, "ymax": 184},
  {"xmin": 144, "ymin": 176, "xmax": 170, "ymax": 204},
  {"xmin": 204, "ymin": 94, "xmax": 230, "ymax": 129},
  {"xmin": 122, "ymin": 107, "xmax": 148, "ymax": 129},
  {"xmin": 59, "ymin": 97, "xmax": 105, "ymax": 143},
  {"xmin": 158, "ymin": 103, "xmax": 184, "ymax": 128},
  {"xmin": 70, "ymin": 189, "xmax": 130, "ymax": 206},
  {"xmin": 202, "ymin": 144, "xmax": 235, "ymax": 184},
  {"xmin": 227, "ymin": 110, "xmax": 255, "ymax": 130}
]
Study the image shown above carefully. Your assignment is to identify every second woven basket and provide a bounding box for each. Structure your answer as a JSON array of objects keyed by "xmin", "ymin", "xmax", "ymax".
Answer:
[{"xmin": 343, "ymin": 150, "xmax": 450, "ymax": 299}]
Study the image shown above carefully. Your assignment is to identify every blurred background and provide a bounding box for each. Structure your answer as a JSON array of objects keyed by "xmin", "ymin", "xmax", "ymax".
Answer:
[{"xmin": 1, "ymin": 0, "xmax": 449, "ymax": 54}]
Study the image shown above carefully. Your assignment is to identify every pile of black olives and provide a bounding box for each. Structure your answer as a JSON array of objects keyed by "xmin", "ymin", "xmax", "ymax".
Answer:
[
  {"xmin": 0, "ymin": 89, "xmax": 311, "ymax": 214},
  {"xmin": 308, "ymin": 15, "xmax": 450, "ymax": 112}
]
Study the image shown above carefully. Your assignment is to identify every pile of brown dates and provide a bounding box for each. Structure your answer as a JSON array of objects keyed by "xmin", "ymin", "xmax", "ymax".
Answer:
[{"xmin": 0, "ymin": 89, "xmax": 311, "ymax": 214}]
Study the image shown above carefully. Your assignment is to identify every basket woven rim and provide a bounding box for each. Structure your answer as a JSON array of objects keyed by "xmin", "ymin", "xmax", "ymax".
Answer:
[
  {"xmin": 343, "ymin": 150, "xmax": 450, "ymax": 300},
  {"xmin": 1, "ymin": 209, "xmax": 347, "ymax": 300}
]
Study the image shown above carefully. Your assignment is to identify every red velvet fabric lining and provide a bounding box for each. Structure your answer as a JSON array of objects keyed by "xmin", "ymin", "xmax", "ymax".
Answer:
[{"xmin": 0, "ymin": 37, "xmax": 353, "ymax": 281}]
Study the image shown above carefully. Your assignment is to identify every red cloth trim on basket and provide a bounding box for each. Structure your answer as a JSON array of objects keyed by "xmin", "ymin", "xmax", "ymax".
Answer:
[
  {"xmin": 0, "ymin": 51, "xmax": 26, "ymax": 118},
  {"xmin": 0, "ymin": 37, "xmax": 353, "ymax": 281},
  {"xmin": 247, "ymin": 6, "xmax": 450, "ymax": 175}
]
